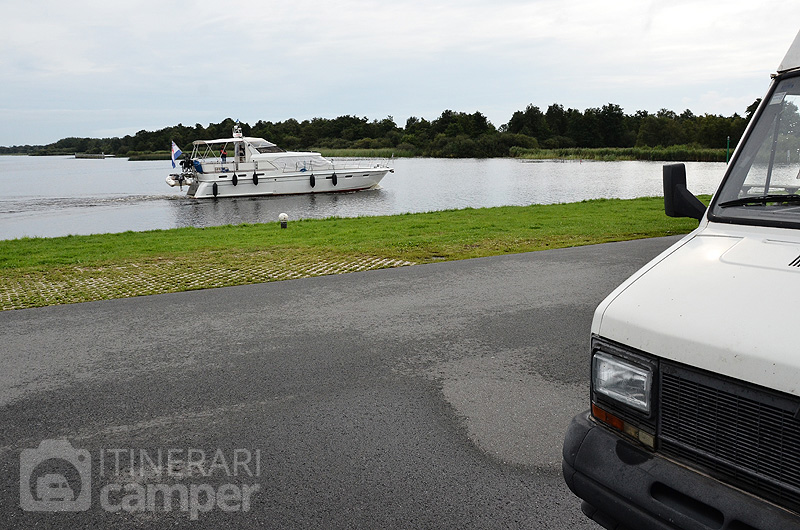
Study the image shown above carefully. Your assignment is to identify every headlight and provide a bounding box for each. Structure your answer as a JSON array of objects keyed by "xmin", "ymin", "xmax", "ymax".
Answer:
[{"xmin": 592, "ymin": 351, "xmax": 653, "ymax": 413}]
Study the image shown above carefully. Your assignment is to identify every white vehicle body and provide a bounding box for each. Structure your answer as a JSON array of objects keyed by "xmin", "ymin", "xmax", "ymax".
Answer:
[
  {"xmin": 563, "ymin": 31, "xmax": 800, "ymax": 530},
  {"xmin": 594, "ymin": 223, "xmax": 800, "ymax": 397}
]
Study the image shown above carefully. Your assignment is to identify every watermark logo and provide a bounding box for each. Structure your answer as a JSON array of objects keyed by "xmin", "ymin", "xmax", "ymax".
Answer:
[
  {"xmin": 20, "ymin": 439, "xmax": 92, "ymax": 512},
  {"xmin": 20, "ymin": 439, "xmax": 262, "ymax": 520}
]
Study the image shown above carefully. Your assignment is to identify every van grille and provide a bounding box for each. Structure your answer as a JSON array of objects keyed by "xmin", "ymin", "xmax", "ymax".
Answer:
[{"xmin": 659, "ymin": 364, "xmax": 800, "ymax": 514}]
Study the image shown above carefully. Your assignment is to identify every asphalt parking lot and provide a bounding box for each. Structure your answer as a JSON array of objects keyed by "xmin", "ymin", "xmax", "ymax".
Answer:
[{"xmin": 0, "ymin": 236, "xmax": 682, "ymax": 529}]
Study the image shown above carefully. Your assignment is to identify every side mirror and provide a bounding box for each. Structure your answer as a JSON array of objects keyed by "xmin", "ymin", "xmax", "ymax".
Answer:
[{"xmin": 663, "ymin": 163, "xmax": 706, "ymax": 220}]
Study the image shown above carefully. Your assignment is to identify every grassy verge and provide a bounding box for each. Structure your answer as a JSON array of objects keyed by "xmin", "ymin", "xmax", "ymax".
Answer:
[
  {"xmin": 510, "ymin": 145, "xmax": 727, "ymax": 162},
  {"xmin": 0, "ymin": 197, "xmax": 705, "ymax": 310},
  {"xmin": 127, "ymin": 151, "xmax": 171, "ymax": 161}
]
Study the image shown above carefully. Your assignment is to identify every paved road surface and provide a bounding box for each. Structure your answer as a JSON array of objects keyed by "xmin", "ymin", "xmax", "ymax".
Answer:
[{"xmin": 0, "ymin": 236, "xmax": 682, "ymax": 529}]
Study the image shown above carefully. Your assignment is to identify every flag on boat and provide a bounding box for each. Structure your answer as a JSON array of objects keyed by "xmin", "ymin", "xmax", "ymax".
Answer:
[{"xmin": 171, "ymin": 141, "xmax": 183, "ymax": 168}]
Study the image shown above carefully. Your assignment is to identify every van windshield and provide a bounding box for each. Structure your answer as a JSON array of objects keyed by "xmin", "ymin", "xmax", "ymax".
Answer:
[{"xmin": 711, "ymin": 74, "xmax": 800, "ymax": 226}]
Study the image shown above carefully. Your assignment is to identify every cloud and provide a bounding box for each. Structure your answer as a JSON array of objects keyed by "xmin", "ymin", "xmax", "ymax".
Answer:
[{"xmin": 1, "ymin": 0, "xmax": 799, "ymax": 145}]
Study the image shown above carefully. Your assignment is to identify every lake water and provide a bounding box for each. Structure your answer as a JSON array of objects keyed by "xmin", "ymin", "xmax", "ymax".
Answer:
[{"xmin": 0, "ymin": 156, "xmax": 727, "ymax": 240}]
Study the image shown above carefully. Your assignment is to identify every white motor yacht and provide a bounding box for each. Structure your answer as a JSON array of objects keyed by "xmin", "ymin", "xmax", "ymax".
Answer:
[{"xmin": 167, "ymin": 123, "xmax": 393, "ymax": 198}]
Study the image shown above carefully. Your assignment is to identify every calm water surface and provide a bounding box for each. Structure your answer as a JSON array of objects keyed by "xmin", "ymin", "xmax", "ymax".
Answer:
[{"xmin": 0, "ymin": 156, "xmax": 726, "ymax": 240}]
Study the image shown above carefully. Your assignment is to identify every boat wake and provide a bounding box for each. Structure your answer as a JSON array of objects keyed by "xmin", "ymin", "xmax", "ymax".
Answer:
[{"xmin": 0, "ymin": 195, "xmax": 179, "ymax": 215}]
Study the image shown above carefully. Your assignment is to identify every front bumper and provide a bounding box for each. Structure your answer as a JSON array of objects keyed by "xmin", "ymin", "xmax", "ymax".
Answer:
[{"xmin": 562, "ymin": 411, "xmax": 800, "ymax": 530}]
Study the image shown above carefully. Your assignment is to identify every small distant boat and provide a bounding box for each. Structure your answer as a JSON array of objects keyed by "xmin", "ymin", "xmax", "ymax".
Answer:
[
  {"xmin": 75, "ymin": 153, "xmax": 107, "ymax": 159},
  {"xmin": 167, "ymin": 123, "xmax": 393, "ymax": 198}
]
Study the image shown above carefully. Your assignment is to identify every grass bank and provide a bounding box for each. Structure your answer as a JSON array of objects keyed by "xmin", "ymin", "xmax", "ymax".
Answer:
[
  {"xmin": 127, "ymin": 151, "xmax": 171, "ymax": 161},
  {"xmin": 510, "ymin": 145, "xmax": 727, "ymax": 162},
  {"xmin": 0, "ymin": 197, "xmax": 704, "ymax": 310}
]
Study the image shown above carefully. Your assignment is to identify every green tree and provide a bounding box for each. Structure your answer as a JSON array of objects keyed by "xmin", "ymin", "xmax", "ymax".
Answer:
[
  {"xmin": 506, "ymin": 104, "xmax": 550, "ymax": 139},
  {"xmin": 599, "ymin": 103, "xmax": 627, "ymax": 147}
]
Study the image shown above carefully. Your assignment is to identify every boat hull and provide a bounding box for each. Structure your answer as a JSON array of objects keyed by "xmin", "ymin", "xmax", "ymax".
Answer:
[{"xmin": 186, "ymin": 168, "xmax": 389, "ymax": 198}]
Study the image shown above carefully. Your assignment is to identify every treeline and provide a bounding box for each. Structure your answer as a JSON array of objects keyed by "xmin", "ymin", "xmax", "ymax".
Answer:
[{"xmin": 1, "ymin": 101, "xmax": 758, "ymax": 159}]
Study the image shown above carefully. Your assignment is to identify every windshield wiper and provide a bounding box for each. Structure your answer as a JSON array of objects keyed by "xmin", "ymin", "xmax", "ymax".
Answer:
[{"xmin": 719, "ymin": 194, "xmax": 800, "ymax": 207}]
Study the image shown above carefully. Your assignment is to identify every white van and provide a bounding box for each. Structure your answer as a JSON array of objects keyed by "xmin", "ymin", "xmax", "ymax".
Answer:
[{"xmin": 562, "ymin": 33, "xmax": 800, "ymax": 529}]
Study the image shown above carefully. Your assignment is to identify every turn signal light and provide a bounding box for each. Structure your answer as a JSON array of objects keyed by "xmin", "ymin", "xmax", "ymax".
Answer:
[{"xmin": 591, "ymin": 403, "xmax": 655, "ymax": 449}]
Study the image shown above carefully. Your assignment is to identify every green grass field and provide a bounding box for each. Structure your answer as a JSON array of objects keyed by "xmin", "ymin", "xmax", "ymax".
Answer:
[{"xmin": 0, "ymin": 197, "xmax": 704, "ymax": 310}]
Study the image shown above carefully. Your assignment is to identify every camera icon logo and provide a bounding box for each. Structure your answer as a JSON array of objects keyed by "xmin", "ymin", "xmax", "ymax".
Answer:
[{"xmin": 20, "ymin": 439, "xmax": 91, "ymax": 512}]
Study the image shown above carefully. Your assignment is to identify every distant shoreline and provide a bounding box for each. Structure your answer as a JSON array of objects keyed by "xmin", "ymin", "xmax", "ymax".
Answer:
[{"xmin": 5, "ymin": 146, "xmax": 729, "ymax": 163}]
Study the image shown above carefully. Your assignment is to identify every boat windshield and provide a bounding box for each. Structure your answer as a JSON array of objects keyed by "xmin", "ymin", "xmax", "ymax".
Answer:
[
  {"xmin": 711, "ymin": 72, "xmax": 800, "ymax": 227},
  {"xmin": 249, "ymin": 139, "xmax": 285, "ymax": 154},
  {"xmin": 255, "ymin": 145, "xmax": 285, "ymax": 153}
]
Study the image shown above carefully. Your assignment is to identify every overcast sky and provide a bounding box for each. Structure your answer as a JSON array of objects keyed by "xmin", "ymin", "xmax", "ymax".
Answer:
[{"xmin": 2, "ymin": 1, "xmax": 800, "ymax": 146}]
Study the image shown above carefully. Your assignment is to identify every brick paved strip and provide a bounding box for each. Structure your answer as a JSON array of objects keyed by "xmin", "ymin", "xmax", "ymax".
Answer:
[{"xmin": 0, "ymin": 253, "xmax": 416, "ymax": 311}]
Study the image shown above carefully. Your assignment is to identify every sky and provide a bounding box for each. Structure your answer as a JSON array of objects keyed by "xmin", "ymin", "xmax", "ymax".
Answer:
[{"xmin": 2, "ymin": 0, "xmax": 800, "ymax": 146}]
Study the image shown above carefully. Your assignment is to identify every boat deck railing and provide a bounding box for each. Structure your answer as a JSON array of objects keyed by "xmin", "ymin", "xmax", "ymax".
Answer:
[
  {"xmin": 272, "ymin": 157, "xmax": 390, "ymax": 173},
  {"xmin": 196, "ymin": 159, "xmax": 241, "ymax": 174},
  {"xmin": 196, "ymin": 156, "xmax": 391, "ymax": 175},
  {"xmin": 331, "ymin": 158, "xmax": 391, "ymax": 170},
  {"xmin": 283, "ymin": 159, "xmax": 335, "ymax": 174}
]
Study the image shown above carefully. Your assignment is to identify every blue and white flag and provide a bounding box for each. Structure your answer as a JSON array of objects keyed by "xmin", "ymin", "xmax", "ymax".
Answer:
[{"xmin": 171, "ymin": 141, "xmax": 183, "ymax": 168}]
